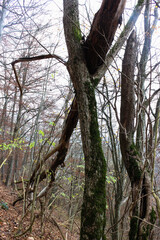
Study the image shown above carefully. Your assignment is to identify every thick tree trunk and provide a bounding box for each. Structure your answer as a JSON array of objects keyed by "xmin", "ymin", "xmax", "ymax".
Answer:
[
  {"xmin": 63, "ymin": 0, "xmax": 128, "ymax": 239},
  {"xmin": 63, "ymin": 1, "xmax": 108, "ymax": 239}
]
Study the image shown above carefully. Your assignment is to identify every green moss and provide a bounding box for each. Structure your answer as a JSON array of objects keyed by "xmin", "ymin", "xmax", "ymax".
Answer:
[
  {"xmin": 92, "ymin": 78, "xmax": 100, "ymax": 87},
  {"xmin": 130, "ymin": 143, "xmax": 140, "ymax": 155},
  {"xmin": 80, "ymin": 80, "xmax": 106, "ymax": 240},
  {"xmin": 129, "ymin": 143, "xmax": 142, "ymax": 183},
  {"xmin": 81, "ymin": 194, "xmax": 106, "ymax": 239},
  {"xmin": 84, "ymin": 81, "xmax": 104, "ymax": 151},
  {"xmin": 139, "ymin": 208, "xmax": 156, "ymax": 240},
  {"xmin": 141, "ymin": 223, "xmax": 151, "ymax": 240},
  {"xmin": 136, "ymin": 0, "xmax": 145, "ymax": 8},
  {"xmin": 141, "ymin": 227, "xmax": 149, "ymax": 240},
  {"xmin": 129, "ymin": 216, "xmax": 139, "ymax": 240},
  {"xmin": 150, "ymin": 207, "xmax": 156, "ymax": 224},
  {"xmin": 73, "ymin": 23, "xmax": 82, "ymax": 42}
]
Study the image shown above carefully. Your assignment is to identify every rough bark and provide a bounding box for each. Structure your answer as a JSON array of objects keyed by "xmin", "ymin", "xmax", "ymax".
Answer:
[
  {"xmin": 63, "ymin": 1, "xmax": 108, "ymax": 238},
  {"xmin": 35, "ymin": 97, "xmax": 78, "ymax": 183},
  {"xmin": 136, "ymin": 0, "xmax": 158, "ymax": 155},
  {"xmin": 62, "ymin": 0, "xmax": 130, "ymax": 239}
]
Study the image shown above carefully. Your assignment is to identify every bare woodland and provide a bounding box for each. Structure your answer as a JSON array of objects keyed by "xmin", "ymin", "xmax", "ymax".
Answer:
[{"xmin": 0, "ymin": 0, "xmax": 160, "ymax": 239}]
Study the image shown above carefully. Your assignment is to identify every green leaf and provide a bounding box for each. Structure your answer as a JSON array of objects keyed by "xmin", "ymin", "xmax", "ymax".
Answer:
[
  {"xmin": 110, "ymin": 176, "xmax": 116, "ymax": 183},
  {"xmin": 106, "ymin": 175, "xmax": 116, "ymax": 184},
  {"xmin": 39, "ymin": 130, "xmax": 44, "ymax": 136},
  {"xmin": 77, "ymin": 165, "xmax": 85, "ymax": 169},
  {"xmin": 106, "ymin": 176, "xmax": 111, "ymax": 184},
  {"xmin": 72, "ymin": 194, "xmax": 75, "ymax": 198},
  {"xmin": 67, "ymin": 176, "xmax": 73, "ymax": 182},
  {"xmin": 39, "ymin": 139, "xmax": 43, "ymax": 143},
  {"xmin": 49, "ymin": 121, "xmax": 55, "ymax": 126},
  {"xmin": 29, "ymin": 142, "xmax": 35, "ymax": 149},
  {"xmin": 51, "ymin": 73, "xmax": 55, "ymax": 78},
  {"xmin": 61, "ymin": 192, "xmax": 66, "ymax": 197}
]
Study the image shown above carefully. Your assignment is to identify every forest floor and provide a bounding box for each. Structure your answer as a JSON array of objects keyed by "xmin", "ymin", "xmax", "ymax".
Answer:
[{"xmin": 0, "ymin": 182, "xmax": 79, "ymax": 240}]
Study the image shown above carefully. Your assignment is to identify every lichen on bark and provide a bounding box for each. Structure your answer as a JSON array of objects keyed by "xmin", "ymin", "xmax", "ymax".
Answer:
[
  {"xmin": 80, "ymin": 80, "xmax": 107, "ymax": 240},
  {"xmin": 129, "ymin": 143, "xmax": 142, "ymax": 183}
]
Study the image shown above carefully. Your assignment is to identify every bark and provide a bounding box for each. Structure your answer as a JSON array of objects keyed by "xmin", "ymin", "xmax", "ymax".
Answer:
[
  {"xmin": 120, "ymin": 31, "xmax": 137, "ymax": 182},
  {"xmin": 120, "ymin": 30, "xmax": 155, "ymax": 240},
  {"xmin": 136, "ymin": 0, "xmax": 158, "ymax": 154},
  {"xmin": 29, "ymin": 0, "xmax": 127, "ymax": 185},
  {"xmin": 152, "ymin": 98, "xmax": 160, "ymax": 221},
  {"xmin": 0, "ymin": 0, "xmax": 11, "ymax": 40},
  {"xmin": 96, "ymin": 0, "xmax": 147, "ymax": 79},
  {"xmin": 120, "ymin": 31, "xmax": 141, "ymax": 240},
  {"xmin": 83, "ymin": 0, "xmax": 126, "ymax": 74},
  {"xmin": 63, "ymin": 1, "xmax": 107, "ymax": 238},
  {"xmin": 63, "ymin": 1, "xmax": 129, "ymax": 239},
  {"xmin": 29, "ymin": 97, "xmax": 78, "ymax": 184},
  {"xmin": 12, "ymin": 0, "xmax": 148, "ymax": 238},
  {"xmin": 22, "ymin": 0, "xmax": 146, "ymax": 187}
]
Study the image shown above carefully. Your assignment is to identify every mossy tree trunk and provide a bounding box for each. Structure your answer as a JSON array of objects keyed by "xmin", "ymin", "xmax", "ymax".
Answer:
[
  {"xmin": 120, "ymin": 30, "xmax": 156, "ymax": 240},
  {"xmin": 120, "ymin": 30, "xmax": 140, "ymax": 240},
  {"xmin": 63, "ymin": 1, "xmax": 107, "ymax": 238},
  {"xmin": 63, "ymin": 0, "xmax": 126, "ymax": 239},
  {"xmin": 28, "ymin": 0, "xmax": 145, "ymax": 187}
]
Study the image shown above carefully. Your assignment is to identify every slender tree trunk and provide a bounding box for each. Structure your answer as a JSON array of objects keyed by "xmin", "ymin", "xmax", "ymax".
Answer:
[
  {"xmin": 120, "ymin": 30, "xmax": 140, "ymax": 240},
  {"xmin": 6, "ymin": 65, "xmax": 25, "ymax": 186},
  {"xmin": 120, "ymin": 30, "xmax": 155, "ymax": 240}
]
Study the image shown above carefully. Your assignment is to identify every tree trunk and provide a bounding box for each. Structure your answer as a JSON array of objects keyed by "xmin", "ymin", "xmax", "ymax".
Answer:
[
  {"xmin": 63, "ymin": 1, "xmax": 108, "ymax": 239},
  {"xmin": 120, "ymin": 30, "xmax": 142, "ymax": 240},
  {"xmin": 120, "ymin": 30, "xmax": 155, "ymax": 240},
  {"xmin": 63, "ymin": 0, "xmax": 128, "ymax": 238}
]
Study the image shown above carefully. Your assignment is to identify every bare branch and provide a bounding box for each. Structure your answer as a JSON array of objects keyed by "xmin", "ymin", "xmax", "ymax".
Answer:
[{"xmin": 12, "ymin": 53, "xmax": 67, "ymax": 66}]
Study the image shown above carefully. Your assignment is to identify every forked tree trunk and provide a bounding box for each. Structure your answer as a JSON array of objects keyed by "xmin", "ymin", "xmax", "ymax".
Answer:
[
  {"xmin": 29, "ymin": 0, "xmax": 145, "ymax": 186},
  {"xmin": 63, "ymin": 0, "xmax": 126, "ymax": 239},
  {"xmin": 63, "ymin": 1, "xmax": 107, "ymax": 238}
]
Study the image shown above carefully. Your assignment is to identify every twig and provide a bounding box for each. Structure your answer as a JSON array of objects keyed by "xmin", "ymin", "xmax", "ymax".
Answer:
[{"xmin": 49, "ymin": 217, "xmax": 66, "ymax": 240}]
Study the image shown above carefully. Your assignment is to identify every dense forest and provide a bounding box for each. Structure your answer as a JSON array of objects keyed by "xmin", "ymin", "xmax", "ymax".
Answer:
[{"xmin": 0, "ymin": 0, "xmax": 160, "ymax": 239}]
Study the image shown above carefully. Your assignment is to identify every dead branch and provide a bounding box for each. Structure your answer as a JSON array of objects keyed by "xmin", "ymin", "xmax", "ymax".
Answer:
[{"xmin": 83, "ymin": 0, "xmax": 127, "ymax": 74}]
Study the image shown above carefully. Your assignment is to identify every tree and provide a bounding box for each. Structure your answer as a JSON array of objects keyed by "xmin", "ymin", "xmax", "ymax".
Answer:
[
  {"xmin": 4, "ymin": 0, "xmax": 160, "ymax": 239},
  {"xmin": 120, "ymin": 1, "xmax": 159, "ymax": 238},
  {"xmin": 63, "ymin": 0, "xmax": 127, "ymax": 239}
]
